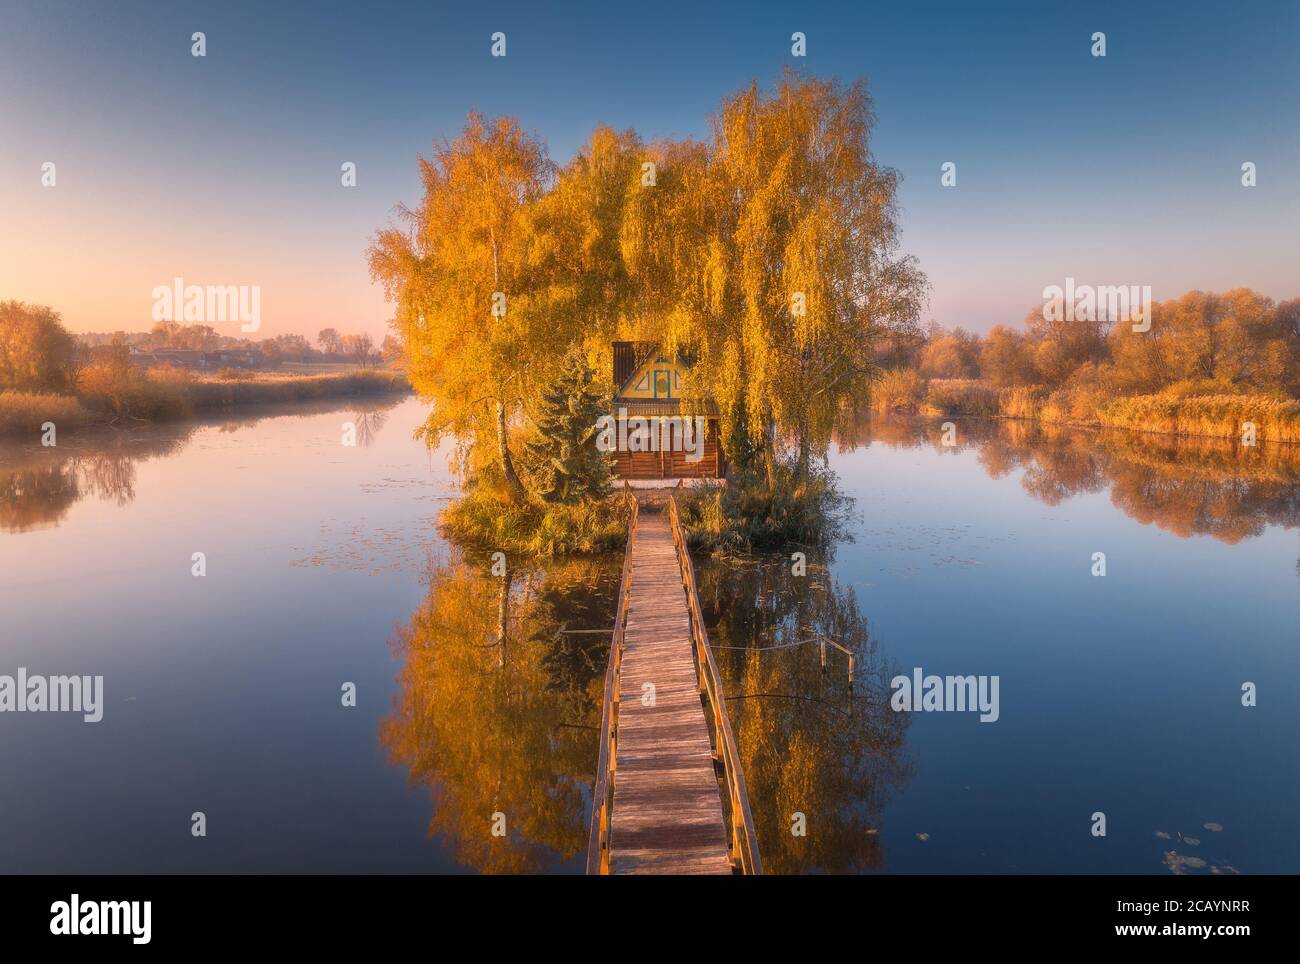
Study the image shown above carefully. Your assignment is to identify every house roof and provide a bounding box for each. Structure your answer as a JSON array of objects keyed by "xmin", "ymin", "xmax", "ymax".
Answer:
[
  {"xmin": 611, "ymin": 340, "xmax": 715, "ymax": 415},
  {"xmin": 612, "ymin": 341, "xmax": 658, "ymax": 391}
]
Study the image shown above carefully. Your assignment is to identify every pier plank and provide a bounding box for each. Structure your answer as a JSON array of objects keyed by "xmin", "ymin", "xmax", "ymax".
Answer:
[{"xmin": 608, "ymin": 510, "xmax": 732, "ymax": 875}]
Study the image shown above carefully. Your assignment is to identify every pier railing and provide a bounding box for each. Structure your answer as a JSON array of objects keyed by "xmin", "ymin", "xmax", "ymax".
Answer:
[
  {"xmin": 667, "ymin": 494, "xmax": 762, "ymax": 875},
  {"xmin": 586, "ymin": 482, "xmax": 637, "ymax": 874}
]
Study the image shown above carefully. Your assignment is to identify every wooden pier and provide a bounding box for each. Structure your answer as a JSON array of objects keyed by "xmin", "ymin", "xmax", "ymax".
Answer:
[{"xmin": 587, "ymin": 490, "xmax": 761, "ymax": 875}]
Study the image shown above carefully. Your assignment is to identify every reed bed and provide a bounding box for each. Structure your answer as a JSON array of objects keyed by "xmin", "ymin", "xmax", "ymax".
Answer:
[
  {"xmin": 1097, "ymin": 394, "xmax": 1300, "ymax": 444},
  {"xmin": 186, "ymin": 370, "xmax": 408, "ymax": 410},
  {"xmin": 0, "ymin": 390, "xmax": 96, "ymax": 435},
  {"xmin": 871, "ymin": 368, "xmax": 927, "ymax": 413},
  {"xmin": 868, "ymin": 373, "xmax": 1300, "ymax": 446},
  {"xmin": 920, "ymin": 378, "xmax": 1000, "ymax": 417}
]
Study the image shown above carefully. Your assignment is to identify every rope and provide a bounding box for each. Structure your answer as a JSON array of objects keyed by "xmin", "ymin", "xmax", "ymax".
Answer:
[{"xmin": 709, "ymin": 634, "xmax": 841, "ymax": 652}]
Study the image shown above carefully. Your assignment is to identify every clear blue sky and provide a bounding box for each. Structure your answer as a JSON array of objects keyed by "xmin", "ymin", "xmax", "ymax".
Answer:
[{"xmin": 2, "ymin": 0, "xmax": 1297, "ymax": 338}]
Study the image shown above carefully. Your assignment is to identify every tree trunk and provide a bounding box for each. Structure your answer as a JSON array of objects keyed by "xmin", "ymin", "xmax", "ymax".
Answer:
[
  {"xmin": 763, "ymin": 418, "xmax": 778, "ymax": 490},
  {"xmin": 496, "ymin": 398, "xmax": 525, "ymax": 499},
  {"xmin": 496, "ymin": 570, "xmax": 509, "ymax": 670},
  {"xmin": 796, "ymin": 431, "xmax": 811, "ymax": 481}
]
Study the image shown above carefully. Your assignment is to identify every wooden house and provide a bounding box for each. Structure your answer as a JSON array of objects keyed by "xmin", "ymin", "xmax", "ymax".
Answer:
[{"xmin": 608, "ymin": 341, "xmax": 725, "ymax": 480}]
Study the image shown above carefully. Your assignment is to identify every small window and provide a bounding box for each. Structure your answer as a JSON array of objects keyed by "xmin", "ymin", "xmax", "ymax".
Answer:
[{"xmin": 654, "ymin": 369, "xmax": 672, "ymax": 398}]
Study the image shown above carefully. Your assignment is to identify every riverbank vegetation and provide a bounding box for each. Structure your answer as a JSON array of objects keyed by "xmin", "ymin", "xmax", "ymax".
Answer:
[
  {"xmin": 0, "ymin": 367, "xmax": 407, "ymax": 435},
  {"xmin": 441, "ymin": 487, "xmax": 631, "ymax": 557},
  {"xmin": 1, "ymin": 300, "xmax": 409, "ymax": 436},
  {"xmin": 675, "ymin": 465, "xmax": 849, "ymax": 555},
  {"xmin": 369, "ymin": 71, "xmax": 924, "ymax": 554},
  {"xmin": 874, "ymin": 288, "xmax": 1300, "ymax": 443},
  {"xmin": 0, "ymin": 390, "xmax": 93, "ymax": 435}
]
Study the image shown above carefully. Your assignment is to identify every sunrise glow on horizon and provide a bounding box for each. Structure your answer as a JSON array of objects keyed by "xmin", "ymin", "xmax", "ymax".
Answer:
[{"xmin": 2, "ymin": 0, "xmax": 1297, "ymax": 342}]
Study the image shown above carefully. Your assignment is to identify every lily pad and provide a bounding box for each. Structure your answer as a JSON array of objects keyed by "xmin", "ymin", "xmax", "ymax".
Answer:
[{"xmin": 1163, "ymin": 852, "xmax": 1208, "ymax": 874}]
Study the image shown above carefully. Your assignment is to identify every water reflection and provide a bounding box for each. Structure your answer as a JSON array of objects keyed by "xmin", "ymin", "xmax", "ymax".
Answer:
[
  {"xmin": 381, "ymin": 557, "xmax": 620, "ymax": 873},
  {"xmin": 0, "ymin": 398, "xmax": 402, "ymax": 532},
  {"xmin": 383, "ymin": 420, "xmax": 1300, "ymax": 874},
  {"xmin": 9, "ymin": 408, "xmax": 1293, "ymax": 546},
  {"xmin": 695, "ymin": 553, "xmax": 912, "ymax": 873},
  {"xmin": 850, "ymin": 417, "xmax": 1300, "ymax": 545},
  {"xmin": 385, "ymin": 546, "xmax": 911, "ymax": 874},
  {"xmin": 0, "ymin": 433, "xmax": 190, "ymax": 532},
  {"xmin": 351, "ymin": 409, "xmax": 389, "ymax": 448}
]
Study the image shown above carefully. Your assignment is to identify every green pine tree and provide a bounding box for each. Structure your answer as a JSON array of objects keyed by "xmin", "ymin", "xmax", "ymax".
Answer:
[
  {"xmin": 722, "ymin": 381, "xmax": 758, "ymax": 479},
  {"xmin": 525, "ymin": 347, "xmax": 613, "ymax": 503}
]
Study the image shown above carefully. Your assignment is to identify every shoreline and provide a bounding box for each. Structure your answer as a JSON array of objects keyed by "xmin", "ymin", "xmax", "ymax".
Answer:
[
  {"xmin": 876, "ymin": 387, "xmax": 1300, "ymax": 447},
  {"xmin": 882, "ymin": 410, "xmax": 1300, "ymax": 448},
  {"xmin": 0, "ymin": 370, "xmax": 411, "ymax": 439}
]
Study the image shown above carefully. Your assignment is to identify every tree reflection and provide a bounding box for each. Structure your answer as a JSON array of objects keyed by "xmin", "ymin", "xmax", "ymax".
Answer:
[
  {"xmin": 0, "ymin": 460, "xmax": 81, "ymax": 532},
  {"xmin": 384, "ymin": 548, "xmax": 912, "ymax": 875},
  {"xmin": 351, "ymin": 408, "xmax": 389, "ymax": 448},
  {"xmin": 1100, "ymin": 432, "xmax": 1300, "ymax": 542},
  {"xmin": 0, "ymin": 433, "xmax": 190, "ymax": 532},
  {"xmin": 840, "ymin": 414, "xmax": 1300, "ymax": 544},
  {"xmin": 695, "ymin": 554, "xmax": 912, "ymax": 874},
  {"xmin": 0, "ymin": 398, "xmax": 404, "ymax": 531},
  {"xmin": 380, "ymin": 556, "xmax": 619, "ymax": 873}
]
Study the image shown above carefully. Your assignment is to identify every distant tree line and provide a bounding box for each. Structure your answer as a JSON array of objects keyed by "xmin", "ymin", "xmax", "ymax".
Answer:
[
  {"xmin": 877, "ymin": 288, "xmax": 1300, "ymax": 399},
  {"xmin": 2, "ymin": 300, "xmax": 400, "ymax": 396}
]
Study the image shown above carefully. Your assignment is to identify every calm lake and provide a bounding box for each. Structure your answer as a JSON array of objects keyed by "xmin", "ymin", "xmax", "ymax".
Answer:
[{"xmin": 2, "ymin": 396, "xmax": 1297, "ymax": 874}]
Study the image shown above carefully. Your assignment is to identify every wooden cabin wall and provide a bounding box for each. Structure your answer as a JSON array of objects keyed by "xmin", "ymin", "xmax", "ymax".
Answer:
[{"xmin": 610, "ymin": 421, "xmax": 723, "ymax": 479}]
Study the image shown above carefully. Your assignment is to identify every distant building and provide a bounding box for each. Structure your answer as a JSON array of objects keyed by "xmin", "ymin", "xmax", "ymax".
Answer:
[{"xmin": 129, "ymin": 347, "xmax": 258, "ymax": 369}]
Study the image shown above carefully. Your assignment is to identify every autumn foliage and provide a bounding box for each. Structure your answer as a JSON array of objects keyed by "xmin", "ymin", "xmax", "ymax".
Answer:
[{"xmin": 369, "ymin": 71, "xmax": 926, "ymax": 497}]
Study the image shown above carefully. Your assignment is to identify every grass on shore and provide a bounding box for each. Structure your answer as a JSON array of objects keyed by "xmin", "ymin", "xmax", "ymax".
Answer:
[
  {"xmin": 441, "ymin": 469, "xmax": 843, "ymax": 560},
  {"xmin": 439, "ymin": 483, "xmax": 631, "ymax": 557},
  {"xmin": 1096, "ymin": 393, "xmax": 1300, "ymax": 444},
  {"xmin": 0, "ymin": 370, "xmax": 410, "ymax": 437},
  {"xmin": 675, "ymin": 466, "xmax": 845, "ymax": 556},
  {"xmin": 186, "ymin": 369, "xmax": 408, "ymax": 410},
  {"xmin": 918, "ymin": 379, "xmax": 1000, "ymax": 417},
  {"xmin": 0, "ymin": 391, "xmax": 95, "ymax": 435},
  {"xmin": 873, "ymin": 371, "xmax": 1300, "ymax": 445}
]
